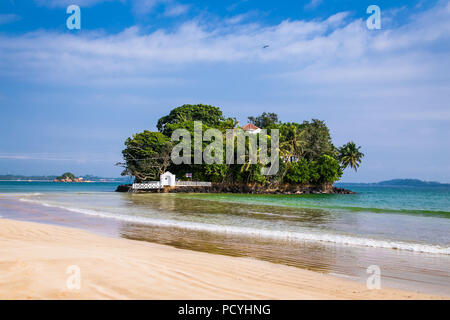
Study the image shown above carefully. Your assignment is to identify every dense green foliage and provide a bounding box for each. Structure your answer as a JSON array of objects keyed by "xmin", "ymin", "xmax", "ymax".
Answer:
[
  {"xmin": 248, "ymin": 112, "xmax": 279, "ymax": 129},
  {"xmin": 56, "ymin": 172, "xmax": 76, "ymax": 180},
  {"xmin": 121, "ymin": 105, "xmax": 362, "ymax": 185},
  {"xmin": 299, "ymin": 119, "xmax": 336, "ymax": 161},
  {"xmin": 120, "ymin": 131, "xmax": 172, "ymax": 182},
  {"xmin": 284, "ymin": 155, "xmax": 342, "ymax": 184},
  {"xmin": 157, "ymin": 104, "xmax": 228, "ymax": 136},
  {"xmin": 285, "ymin": 158, "xmax": 310, "ymax": 184},
  {"xmin": 279, "ymin": 123, "xmax": 306, "ymax": 159},
  {"xmin": 309, "ymin": 155, "xmax": 343, "ymax": 184}
]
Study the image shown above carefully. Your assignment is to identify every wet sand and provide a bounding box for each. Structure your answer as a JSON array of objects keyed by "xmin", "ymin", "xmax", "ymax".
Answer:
[{"xmin": 0, "ymin": 218, "xmax": 446, "ymax": 300}]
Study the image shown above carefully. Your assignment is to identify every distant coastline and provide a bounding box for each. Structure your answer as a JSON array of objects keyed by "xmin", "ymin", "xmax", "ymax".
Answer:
[
  {"xmin": 0, "ymin": 180, "xmax": 53, "ymax": 182},
  {"xmin": 0, "ymin": 174, "xmax": 131, "ymax": 183},
  {"xmin": 336, "ymin": 179, "xmax": 450, "ymax": 187}
]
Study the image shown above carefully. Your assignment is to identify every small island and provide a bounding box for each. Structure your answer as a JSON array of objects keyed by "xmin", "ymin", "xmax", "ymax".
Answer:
[
  {"xmin": 116, "ymin": 104, "xmax": 364, "ymax": 194},
  {"xmin": 53, "ymin": 172, "xmax": 93, "ymax": 183}
]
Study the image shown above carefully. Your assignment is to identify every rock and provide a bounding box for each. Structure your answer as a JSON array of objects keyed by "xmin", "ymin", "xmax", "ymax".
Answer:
[
  {"xmin": 116, "ymin": 184, "xmax": 131, "ymax": 192},
  {"xmin": 115, "ymin": 182, "xmax": 355, "ymax": 195}
]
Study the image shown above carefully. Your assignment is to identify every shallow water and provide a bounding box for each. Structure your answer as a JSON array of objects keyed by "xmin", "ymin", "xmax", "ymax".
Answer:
[{"xmin": 0, "ymin": 181, "xmax": 449, "ymax": 296}]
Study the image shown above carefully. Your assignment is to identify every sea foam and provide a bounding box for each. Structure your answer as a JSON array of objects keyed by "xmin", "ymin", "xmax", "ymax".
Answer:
[{"xmin": 19, "ymin": 198, "xmax": 450, "ymax": 255}]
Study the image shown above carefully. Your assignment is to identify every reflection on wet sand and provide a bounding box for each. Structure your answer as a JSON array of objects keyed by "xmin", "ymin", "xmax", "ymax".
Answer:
[
  {"xmin": 126, "ymin": 193, "xmax": 336, "ymax": 226},
  {"xmin": 119, "ymin": 222, "xmax": 336, "ymax": 272},
  {"xmin": 118, "ymin": 221, "xmax": 450, "ymax": 296}
]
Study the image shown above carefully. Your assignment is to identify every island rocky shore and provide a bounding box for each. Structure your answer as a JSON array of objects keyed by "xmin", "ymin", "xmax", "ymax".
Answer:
[{"xmin": 116, "ymin": 183, "xmax": 355, "ymax": 194}]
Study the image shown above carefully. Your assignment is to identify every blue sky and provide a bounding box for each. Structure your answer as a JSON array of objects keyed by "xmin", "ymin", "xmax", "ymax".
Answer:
[{"xmin": 0, "ymin": 0, "xmax": 449, "ymax": 182}]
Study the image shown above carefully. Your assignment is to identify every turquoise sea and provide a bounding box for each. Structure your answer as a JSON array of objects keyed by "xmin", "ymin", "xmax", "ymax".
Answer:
[{"xmin": 0, "ymin": 181, "xmax": 449, "ymax": 295}]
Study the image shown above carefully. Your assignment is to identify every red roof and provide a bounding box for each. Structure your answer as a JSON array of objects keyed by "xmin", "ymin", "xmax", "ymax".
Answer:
[{"xmin": 242, "ymin": 123, "xmax": 260, "ymax": 131}]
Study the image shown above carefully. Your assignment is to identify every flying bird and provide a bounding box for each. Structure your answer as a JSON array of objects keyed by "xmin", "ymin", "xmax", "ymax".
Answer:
[{"xmin": 262, "ymin": 45, "xmax": 269, "ymax": 49}]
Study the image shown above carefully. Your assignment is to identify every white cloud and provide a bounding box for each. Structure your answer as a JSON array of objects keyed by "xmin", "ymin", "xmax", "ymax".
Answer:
[
  {"xmin": 33, "ymin": 0, "xmax": 172, "ymax": 14},
  {"xmin": 2, "ymin": 3, "xmax": 447, "ymax": 78},
  {"xmin": 304, "ymin": 0, "xmax": 323, "ymax": 10},
  {"xmin": 1, "ymin": 2, "xmax": 449, "ymax": 122},
  {"xmin": 33, "ymin": 0, "xmax": 122, "ymax": 7},
  {"xmin": 0, "ymin": 14, "xmax": 20, "ymax": 25},
  {"xmin": 164, "ymin": 4, "xmax": 190, "ymax": 17},
  {"xmin": 224, "ymin": 11, "xmax": 259, "ymax": 25},
  {"xmin": 131, "ymin": 0, "xmax": 165, "ymax": 15}
]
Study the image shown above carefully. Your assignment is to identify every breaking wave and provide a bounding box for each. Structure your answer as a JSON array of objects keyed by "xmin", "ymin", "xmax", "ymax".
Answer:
[{"xmin": 19, "ymin": 198, "xmax": 450, "ymax": 255}]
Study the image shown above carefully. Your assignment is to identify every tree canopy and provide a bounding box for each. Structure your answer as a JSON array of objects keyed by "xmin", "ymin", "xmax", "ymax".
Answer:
[
  {"xmin": 120, "ymin": 131, "xmax": 172, "ymax": 182},
  {"xmin": 56, "ymin": 172, "xmax": 76, "ymax": 180},
  {"xmin": 120, "ymin": 104, "xmax": 363, "ymax": 185},
  {"xmin": 299, "ymin": 119, "xmax": 336, "ymax": 161},
  {"xmin": 248, "ymin": 112, "xmax": 280, "ymax": 129},
  {"xmin": 157, "ymin": 104, "xmax": 228, "ymax": 136}
]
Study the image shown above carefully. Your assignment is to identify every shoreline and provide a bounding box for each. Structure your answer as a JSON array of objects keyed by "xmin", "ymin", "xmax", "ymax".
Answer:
[
  {"xmin": 0, "ymin": 218, "xmax": 446, "ymax": 300},
  {"xmin": 116, "ymin": 183, "xmax": 355, "ymax": 195}
]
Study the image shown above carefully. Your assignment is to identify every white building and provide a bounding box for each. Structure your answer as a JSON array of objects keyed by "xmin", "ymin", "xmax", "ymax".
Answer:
[
  {"xmin": 160, "ymin": 171, "xmax": 176, "ymax": 187},
  {"xmin": 241, "ymin": 123, "xmax": 262, "ymax": 134}
]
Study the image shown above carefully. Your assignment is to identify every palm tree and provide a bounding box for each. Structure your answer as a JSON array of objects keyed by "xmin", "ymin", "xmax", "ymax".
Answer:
[
  {"xmin": 280, "ymin": 124, "xmax": 306, "ymax": 160},
  {"xmin": 338, "ymin": 142, "xmax": 364, "ymax": 171},
  {"xmin": 239, "ymin": 135, "xmax": 260, "ymax": 174}
]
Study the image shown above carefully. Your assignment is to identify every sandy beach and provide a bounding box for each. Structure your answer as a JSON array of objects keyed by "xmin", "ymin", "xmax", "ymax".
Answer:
[{"xmin": 0, "ymin": 218, "xmax": 445, "ymax": 300}]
